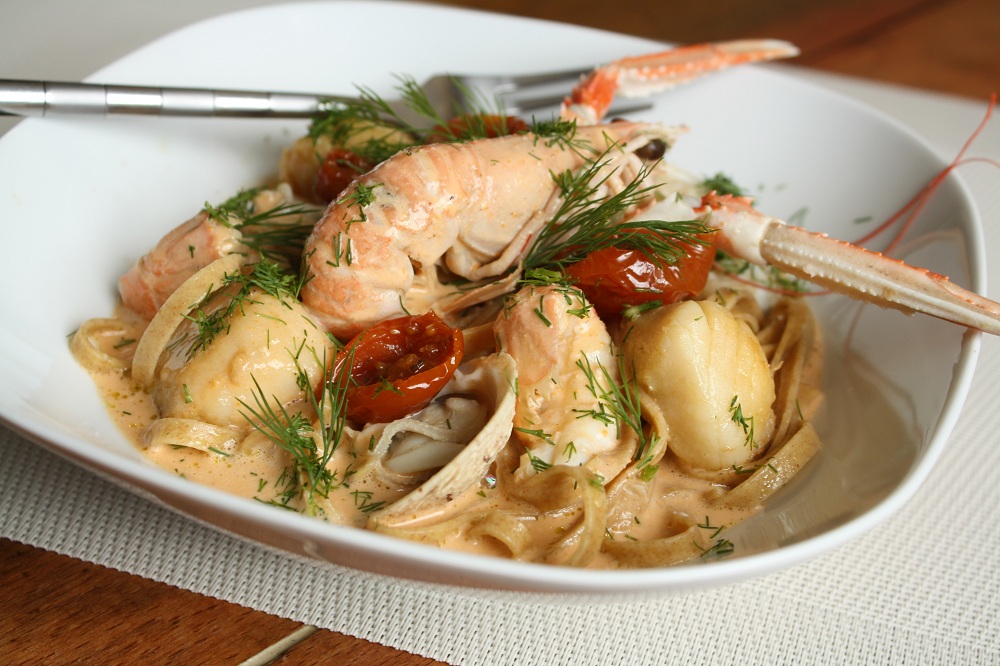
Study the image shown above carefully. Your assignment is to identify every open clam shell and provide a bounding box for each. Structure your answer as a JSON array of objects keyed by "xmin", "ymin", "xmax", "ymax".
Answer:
[{"xmin": 368, "ymin": 352, "xmax": 517, "ymax": 528}]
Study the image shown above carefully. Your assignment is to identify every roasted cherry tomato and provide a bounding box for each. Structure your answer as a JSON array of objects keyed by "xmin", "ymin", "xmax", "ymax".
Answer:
[
  {"xmin": 333, "ymin": 311, "xmax": 464, "ymax": 424},
  {"xmin": 566, "ymin": 232, "xmax": 718, "ymax": 320},
  {"xmin": 314, "ymin": 148, "xmax": 375, "ymax": 203},
  {"xmin": 427, "ymin": 114, "xmax": 531, "ymax": 143}
]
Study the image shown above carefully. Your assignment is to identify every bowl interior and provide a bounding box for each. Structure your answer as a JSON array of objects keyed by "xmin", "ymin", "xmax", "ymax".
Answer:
[{"xmin": 0, "ymin": 1, "xmax": 981, "ymax": 593}]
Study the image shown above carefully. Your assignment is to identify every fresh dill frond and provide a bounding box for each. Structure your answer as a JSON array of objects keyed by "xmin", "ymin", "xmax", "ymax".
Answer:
[
  {"xmin": 350, "ymin": 489, "xmax": 387, "ymax": 514},
  {"xmin": 204, "ymin": 188, "xmax": 258, "ymax": 223},
  {"xmin": 239, "ymin": 376, "xmax": 333, "ymax": 513},
  {"xmin": 520, "ymin": 267, "xmax": 569, "ymax": 287},
  {"xmin": 522, "ymin": 151, "xmax": 711, "ymax": 274},
  {"xmin": 526, "ymin": 451, "xmax": 553, "ymax": 473},
  {"xmin": 307, "ymin": 74, "xmax": 579, "ymax": 154},
  {"xmin": 714, "ymin": 251, "xmax": 809, "ymax": 293},
  {"xmin": 310, "ymin": 75, "xmax": 506, "ymax": 146},
  {"xmin": 700, "ymin": 537, "xmax": 736, "ymax": 559},
  {"xmin": 238, "ymin": 345, "xmax": 354, "ymax": 516},
  {"xmin": 309, "ymin": 85, "xmax": 421, "ymax": 162},
  {"xmin": 179, "ymin": 306, "xmax": 231, "ymax": 357},
  {"xmin": 240, "ymin": 256, "xmax": 309, "ymax": 302},
  {"xmin": 513, "ymin": 427, "xmax": 556, "ymax": 447},
  {"xmin": 575, "ymin": 351, "xmax": 652, "ymax": 461},
  {"xmin": 340, "ymin": 182, "xmax": 381, "ymax": 215},
  {"xmin": 622, "ymin": 300, "xmax": 663, "ymax": 322},
  {"xmin": 204, "ymin": 187, "xmax": 320, "ymax": 261},
  {"xmin": 729, "ymin": 394, "xmax": 758, "ymax": 449},
  {"xmin": 530, "ymin": 117, "xmax": 578, "ymax": 143},
  {"xmin": 701, "ymin": 172, "xmax": 745, "ymax": 196},
  {"xmin": 697, "ymin": 516, "xmax": 725, "ymax": 539},
  {"xmin": 171, "ymin": 259, "xmax": 306, "ymax": 359},
  {"xmin": 696, "ymin": 516, "xmax": 735, "ymax": 558}
]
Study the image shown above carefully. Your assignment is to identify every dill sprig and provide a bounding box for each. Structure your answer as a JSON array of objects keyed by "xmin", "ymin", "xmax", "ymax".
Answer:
[
  {"xmin": 696, "ymin": 516, "xmax": 735, "ymax": 559},
  {"xmin": 204, "ymin": 188, "xmax": 319, "ymax": 261},
  {"xmin": 714, "ymin": 251, "xmax": 810, "ymax": 293},
  {"xmin": 309, "ymin": 97, "xmax": 419, "ymax": 165},
  {"xmin": 575, "ymin": 350, "xmax": 654, "ymax": 462},
  {"xmin": 310, "ymin": 76, "xmax": 459, "ymax": 149},
  {"xmin": 350, "ymin": 489, "xmax": 387, "ymax": 514},
  {"xmin": 701, "ymin": 172, "xmax": 745, "ymax": 196},
  {"xmin": 526, "ymin": 450, "xmax": 553, "ymax": 473},
  {"xmin": 172, "ymin": 259, "xmax": 306, "ymax": 359},
  {"xmin": 309, "ymin": 75, "xmax": 575, "ymax": 148},
  {"xmin": 513, "ymin": 426, "xmax": 557, "ymax": 447},
  {"xmin": 238, "ymin": 345, "xmax": 354, "ymax": 516},
  {"xmin": 728, "ymin": 395, "xmax": 758, "ymax": 449},
  {"xmin": 522, "ymin": 152, "xmax": 711, "ymax": 274},
  {"xmin": 241, "ymin": 257, "xmax": 310, "ymax": 302}
]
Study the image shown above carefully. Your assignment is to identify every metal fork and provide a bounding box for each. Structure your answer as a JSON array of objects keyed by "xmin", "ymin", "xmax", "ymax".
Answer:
[{"xmin": 0, "ymin": 66, "xmax": 605, "ymax": 124}]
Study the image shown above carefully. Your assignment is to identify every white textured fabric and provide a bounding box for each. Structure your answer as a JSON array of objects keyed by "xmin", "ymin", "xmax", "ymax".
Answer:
[{"xmin": 1, "ymin": 5, "xmax": 999, "ymax": 663}]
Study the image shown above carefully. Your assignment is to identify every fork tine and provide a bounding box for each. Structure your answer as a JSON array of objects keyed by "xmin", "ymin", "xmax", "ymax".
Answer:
[
  {"xmin": 455, "ymin": 66, "xmax": 589, "ymax": 96},
  {"xmin": 445, "ymin": 66, "xmax": 590, "ymax": 115},
  {"xmin": 450, "ymin": 65, "xmax": 655, "ymax": 119}
]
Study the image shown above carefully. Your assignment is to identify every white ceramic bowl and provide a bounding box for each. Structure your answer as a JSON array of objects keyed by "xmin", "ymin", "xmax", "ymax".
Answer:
[{"xmin": 0, "ymin": 1, "xmax": 983, "ymax": 594}]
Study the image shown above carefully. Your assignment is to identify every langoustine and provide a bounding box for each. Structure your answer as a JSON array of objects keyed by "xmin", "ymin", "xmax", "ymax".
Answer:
[
  {"xmin": 494, "ymin": 283, "xmax": 633, "ymax": 481},
  {"xmin": 300, "ymin": 121, "xmax": 681, "ymax": 338},
  {"xmin": 118, "ymin": 186, "xmax": 318, "ymax": 320},
  {"xmin": 293, "ymin": 40, "xmax": 1000, "ymax": 339}
]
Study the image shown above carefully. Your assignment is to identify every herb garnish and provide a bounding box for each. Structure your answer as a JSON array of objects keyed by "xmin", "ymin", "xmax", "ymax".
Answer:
[
  {"xmin": 701, "ymin": 172, "xmax": 745, "ymax": 197},
  {"xmin": 204, "ymin": 187, "xmax": 319, "ymax": 261},
  {"xmin": 522, "ymin": 151, "xmax": 711, "ymax": 274},
  {"xmin": 697, "ymin": 516, "xmax": 735, "ymax": 559},
  {"xmin": 729, "ymin": 395, "xmax": 758, "ymax": 449},
  {"xmin": 239, "ymin": 345, "xmax": 354, "ymax": 516},
  {"xmin": 575, "ymin": 351, "xmax": 654, "ymax": 462},
  {"xmin": 170, "ymin": 258, "xmax": 308, "ymax": 359}
]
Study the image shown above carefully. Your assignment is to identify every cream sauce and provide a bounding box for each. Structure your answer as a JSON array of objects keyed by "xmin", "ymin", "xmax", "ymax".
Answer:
[{"xmin": 81, "ymin": 306, "xmax": 779, "ymax": 569}]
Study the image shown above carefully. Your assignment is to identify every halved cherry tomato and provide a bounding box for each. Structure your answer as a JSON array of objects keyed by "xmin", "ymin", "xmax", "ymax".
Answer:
[
  {"xmin": 426, "ymin": 114, "xmax": 531, "ymax": 143},
  {"xmin": 314, "ymin": 148, "xmax": 375, "ymax": 203},
  {"xmin": 566, "ymin": 232, "xmax": 718, "ymax": 320},
  {"xmin": 332, "ymin": 311, "xmax": 464, "ymax": 424}
]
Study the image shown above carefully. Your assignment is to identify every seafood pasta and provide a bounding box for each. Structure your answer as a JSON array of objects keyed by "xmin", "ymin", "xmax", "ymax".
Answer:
[{"xmin": 73, "ymin": 42, "xmax": 910, "ymax": 569}]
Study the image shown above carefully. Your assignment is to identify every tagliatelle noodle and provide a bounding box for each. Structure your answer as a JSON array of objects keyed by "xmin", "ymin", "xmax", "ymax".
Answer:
[
  {"xmin": 504, "ymin": 461, "xmax": 609, "ymax": 567},
  {"xmin": 601, "ymin": 514, "xmax": 705, "ymax": 568},
  {"xmin": 70, "ymin": 318, "xmax": 135, "ymax": 373},
  {"xmin": 716, "ymin": 293, "xmax": 822, "ymax": 508},
  {"xmin": 141, "ymin": 417, "xmax": 241, "ymax": 455},
  {"xmin": 717, "ymin": 421, "xmax": 821, "ymax": 509},
  {"xmin": 376, "ymin": 510, "xmax": 535, "ymax": 559},
  {"xmin": 759, "ymin": 296, "xmax": 822, "ymax": 446}
]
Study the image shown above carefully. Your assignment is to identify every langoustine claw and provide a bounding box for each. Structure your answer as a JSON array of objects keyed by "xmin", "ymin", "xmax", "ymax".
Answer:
[
  {"xmin": 563, "ymin": 39, "xmax": 800, "ymax": 124},
  {"xmin": 699, "ymin": 193, "xmax": 1000, "ymax": 335}
]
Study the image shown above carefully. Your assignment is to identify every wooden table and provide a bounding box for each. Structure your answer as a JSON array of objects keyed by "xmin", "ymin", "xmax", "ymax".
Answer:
[{"xmin": 2, "ymin": 0, "xmax": 996, "ymax": 663}]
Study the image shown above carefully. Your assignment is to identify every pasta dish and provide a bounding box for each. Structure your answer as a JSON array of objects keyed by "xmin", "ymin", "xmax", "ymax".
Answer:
[{"xmin": 70, "ymin": 49, "xmax": 824, "ymax": 569}]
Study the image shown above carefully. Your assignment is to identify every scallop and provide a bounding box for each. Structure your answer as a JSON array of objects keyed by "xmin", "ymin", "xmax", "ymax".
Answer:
[
  {"xmin": 152, "ymin": 286, "xmax": 334, "ymax": 432},
  {"xmin": 623, "ymin": 299, "xmax": 775, "ymax": 470}
]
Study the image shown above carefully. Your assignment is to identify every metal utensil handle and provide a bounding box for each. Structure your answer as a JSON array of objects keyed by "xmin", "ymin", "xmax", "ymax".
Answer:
[{"xmin": 0, "ymin": 79, "xmax": 355, "ymax": 118}]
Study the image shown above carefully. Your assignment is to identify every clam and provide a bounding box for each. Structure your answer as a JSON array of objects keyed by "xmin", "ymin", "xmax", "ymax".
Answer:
[{"xmin": 367, "ymin": 352, "xmax": 517, "ymax": 528}]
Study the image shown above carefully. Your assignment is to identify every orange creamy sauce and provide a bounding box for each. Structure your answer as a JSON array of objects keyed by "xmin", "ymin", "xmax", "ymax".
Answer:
[
  {"xmin": 87, "ymin": 310, "xmax": 754, "ymax": 568},
  {"xmin": 92, "ymin": 363, "xmax": 751, "ymax": 567}
]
